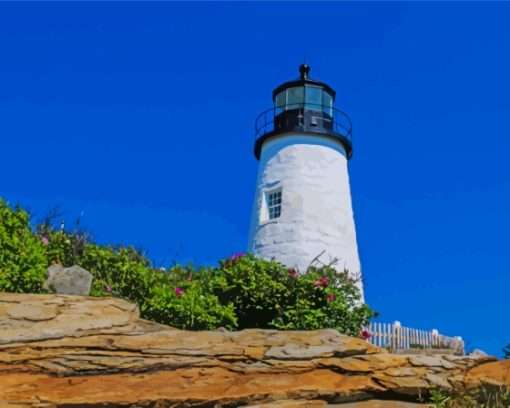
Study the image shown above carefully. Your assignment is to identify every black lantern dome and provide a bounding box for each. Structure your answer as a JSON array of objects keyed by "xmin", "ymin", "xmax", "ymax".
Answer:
[{"xmin": 254, "ymin": 64, "xmax": 352, "ymax": 160}]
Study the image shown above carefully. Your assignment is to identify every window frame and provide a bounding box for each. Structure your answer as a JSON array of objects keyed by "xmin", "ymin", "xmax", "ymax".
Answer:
[{"xmin": 260, "ymin": 188, "xmax": 283, "ymax": 223}]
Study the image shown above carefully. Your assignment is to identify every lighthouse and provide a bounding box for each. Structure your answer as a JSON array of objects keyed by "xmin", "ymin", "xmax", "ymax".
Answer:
[{"xmin": 247, "ymin": 64, "xmax": 364, "ymax": 300}]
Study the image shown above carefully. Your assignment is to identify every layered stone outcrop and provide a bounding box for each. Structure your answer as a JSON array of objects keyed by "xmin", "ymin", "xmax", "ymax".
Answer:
[{"xmin": 0, "ymin": 293, "xmax": 508, "ymax": 407}]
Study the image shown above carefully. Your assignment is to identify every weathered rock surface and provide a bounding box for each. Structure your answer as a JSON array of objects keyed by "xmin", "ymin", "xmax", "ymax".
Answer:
[
  {"xmin": 468, "ymin": 348, "xmax": 489, "ymax": 358},
  {"xmin": 0, "ymin": 293, "xmax": 508, "ymax": 407},
  {"xmin": 44, "ymin": 264, "xmax": 93, "ymax": 295}
]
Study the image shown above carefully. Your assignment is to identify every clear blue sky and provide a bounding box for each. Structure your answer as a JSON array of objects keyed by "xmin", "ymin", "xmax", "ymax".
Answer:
[{"xmin": 1, "ymin": 2, "xmax": 509, "ymax": 357}]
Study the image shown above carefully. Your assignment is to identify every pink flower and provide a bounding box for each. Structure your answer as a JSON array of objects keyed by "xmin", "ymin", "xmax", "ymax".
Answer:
[
  {"xmin": 41, "ymin": 237, "xmax": 49, "ymax": 245},
  {"xmin": 231, "ymin": 252, "xmax": 244, "ymax": 260},
  {"xmin": 360, "ymin": 329, "xmax": 371, "ymax": 340},
  {"xmin": 104, "ymin": 284, "xmax": 112, "ymax": 293},
  {"xmin": 288, "ymin": 268, "xmax": 297, "ymax": 277},
  {"xmin": 327, "ymin": 293, "xmax": 335, "ymax": 302},
  {"xmin": 313, "ymin": 277, "xmax": 329, "ymax": 287},
  {"xmin": 175, "ymin": 287, "xmax": 184, "ymax": 297}
]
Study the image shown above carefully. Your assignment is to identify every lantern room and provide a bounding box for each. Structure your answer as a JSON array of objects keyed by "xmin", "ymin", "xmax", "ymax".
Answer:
[{"xmin": 254, "ymin": 64, "xmax": 353, "ymax": 160}]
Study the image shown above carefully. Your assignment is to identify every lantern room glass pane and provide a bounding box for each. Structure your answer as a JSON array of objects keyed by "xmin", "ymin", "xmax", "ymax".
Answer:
[
  {"xmin": 323, "ymin": 92, "xmax": 333, "ymax": 116},
  {"xmin": 275, "ymin": 91, "xmax": 285, "ymax": 115},
  {"xmin": 286, "ymin": 86, "xmax": 304, "ymax": 110},
  {"xmin": 305, "ymin": 86, "xmax": 322, "ymax": 111}
]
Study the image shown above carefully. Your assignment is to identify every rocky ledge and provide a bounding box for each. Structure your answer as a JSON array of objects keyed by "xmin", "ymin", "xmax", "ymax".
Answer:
[{"xmin": 0, "ymin": 293, "xmax": 508, "ymax": 407}]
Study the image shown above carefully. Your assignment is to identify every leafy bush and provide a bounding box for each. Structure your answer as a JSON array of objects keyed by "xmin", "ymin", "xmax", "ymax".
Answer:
[
  {"xmin": 206, "ymin": 254, "xmax": 375, "ymax": 336},
  {"xmin": 42, "ymin": 226, "xmax": 90, "ymax": 267},
  {"xmin": 142, "ymin": 254, "xmax": 375, "ymax": 335},
  {"xmin": 79, "ymin": 243, "xmax": 160, "ymax": 305},
  {"xmin": 0, "ymin": 199, "xmax": 47, "ymax": 293},
  {"xmin": 39, "ymin": 217, "xmax": 161, "ymax": 305},
  {"xmin": 144, "ymin": 278, "xmax": 237, "ymax": 330},
  {"xmin": 275, "ymin": 265, "xmax": 374, "ymax": 336},
  {"xmin": 207, "ymin": 254, "xmax": 291, "ymax": 330}
]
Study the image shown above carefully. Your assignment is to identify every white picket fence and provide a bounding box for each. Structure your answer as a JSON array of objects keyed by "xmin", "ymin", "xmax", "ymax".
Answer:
[{"xmin": 366, "ymin": 321, "xmax": 464, "ymax": 355}]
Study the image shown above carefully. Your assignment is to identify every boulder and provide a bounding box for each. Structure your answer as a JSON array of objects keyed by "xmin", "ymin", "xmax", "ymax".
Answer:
[
  {"xmin": 0, "ymin": 293, "xmax": 507, "ymax": 407},
  {"xmin": 468, "ymin": 348, "xmax": 489, "ymax": 358},
  {"xmin": 44, "ymin": 264, "xmax": 93, "ymax": 295}
]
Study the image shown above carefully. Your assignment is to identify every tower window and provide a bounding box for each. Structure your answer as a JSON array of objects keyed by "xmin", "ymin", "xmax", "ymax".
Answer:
[{"xmin": 266, "ymin": 189, "xmax": 282, "ymax": 220}]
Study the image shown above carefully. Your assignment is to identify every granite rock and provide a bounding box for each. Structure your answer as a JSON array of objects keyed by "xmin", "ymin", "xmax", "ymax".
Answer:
[{"xmin": 44, "ymin": 264, "xmax": 93, "ymax": 295}]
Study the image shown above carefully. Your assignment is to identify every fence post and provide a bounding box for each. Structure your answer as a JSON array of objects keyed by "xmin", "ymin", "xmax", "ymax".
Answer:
[
  {"xmin": 454, "ymin": 336, "xmax": 464, "ymax": 355},
  {"xmin": 393, "ymin": 321, "xmax": 401, "ymax": 350},
  {"xmin": 431, "ymin": 329, "xmax": 439, "ymax": 348}
]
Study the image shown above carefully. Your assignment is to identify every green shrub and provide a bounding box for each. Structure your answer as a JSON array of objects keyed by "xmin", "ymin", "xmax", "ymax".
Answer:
[
  {"xmin": 0, "ymin": 199, "xmax": 47, "ymax": 293},
  {"xmin": 79, "ymin": 243, "xmax": 161, "ymax": 305},
  {"xmin": 141, "ymin": 254, "xmax": 375, "ymax": 335},
  {"xmin": 43, "ymin": 228, "xmax": 90, "ymax": 267},
  {"xmin": 42, "ymin": 227, "xmax": 160, "ymax": 306},
  {"xmin": 206, "ymin": 254, "xmax": 376, "ymax": 336},
  {"xmin": 272, "ymin": 265, "xmax": 375, "ymax": 336},
  {"xmin": 143, "ymin": 278, "xmax": 237, "ymax": 330},
  {"xmin": 207, "ymin": 254, "xmax": 291, "ymax": 329}
]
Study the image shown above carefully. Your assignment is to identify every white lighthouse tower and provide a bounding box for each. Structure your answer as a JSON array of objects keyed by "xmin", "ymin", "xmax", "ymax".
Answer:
[{"xmin": 248, "ymin": 64, "xmax": 364, "ymax": 299}]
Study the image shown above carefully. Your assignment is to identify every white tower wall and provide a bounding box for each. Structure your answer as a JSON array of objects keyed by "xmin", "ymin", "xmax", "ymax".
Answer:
[{"xmin": 247, "ymin": 133, "xmax": 363, "ymax": 299}]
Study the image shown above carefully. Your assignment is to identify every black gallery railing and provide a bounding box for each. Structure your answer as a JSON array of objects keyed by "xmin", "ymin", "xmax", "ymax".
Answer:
[{"xmin": 255, "ymin": 103, "xmax": 353, "ymax": 143}]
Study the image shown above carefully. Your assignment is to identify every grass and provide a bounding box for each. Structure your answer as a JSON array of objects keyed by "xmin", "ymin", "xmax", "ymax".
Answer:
[{"xmin": 423, "ymin": 384, "xmax": 510, "ymax": 408}]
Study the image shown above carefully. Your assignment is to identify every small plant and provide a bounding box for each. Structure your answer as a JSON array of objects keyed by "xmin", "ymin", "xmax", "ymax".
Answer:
[
  {"xmin": 384, "ymin": 345, "xmax": 394, "ymax": 353},
  {"xmin": 478, "ymin": 384, "xmax": 510, "ymax": 408},
  {"xmin": 429, "ymin": 389, "xmax": 451, "ymax": 407},
  {"xmin": 410, "ymin": 343, "xmax": 425, "ymax": 349},
  {"xmin": 38, "ymin": 209, "xmax": 92, "ymax": 267},
  {"xmin": 432, "ymin": 343, "xmax": 454, "ymax": 350},
  {"xmin": 503, "ymin": 343, "xmax": 510, "ymax": 359},
  {"xmin": 426, "ymin": 385, "xmax": 510, "ymax": 408}
]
